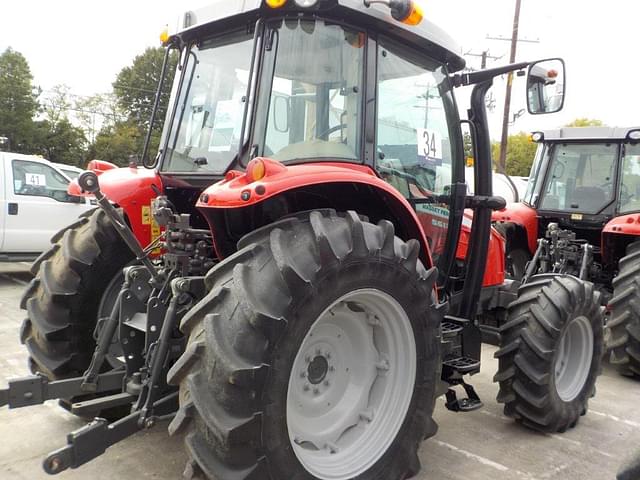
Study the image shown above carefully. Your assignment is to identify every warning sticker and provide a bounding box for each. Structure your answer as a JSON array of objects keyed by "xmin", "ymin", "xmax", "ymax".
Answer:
[
  {"xmin": 25, "ymin": 173, "xmax": 46, "ymax": 187},
  {"xmin": 417, "ymin": 129, "xmax": 443, "ymax": 166},
  {"xmin": 141, "ymin": 205, "xmax": 151, "ymax": 225}
]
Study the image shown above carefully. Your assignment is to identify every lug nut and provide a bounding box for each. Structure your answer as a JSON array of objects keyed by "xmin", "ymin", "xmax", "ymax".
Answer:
[
  {"xmin": 313, "ymin": 387, "xmax": 320, "ymax": 395},
  {"xmin": 303, "ymin": 384, "xmax": 310, "ymax": 391}
]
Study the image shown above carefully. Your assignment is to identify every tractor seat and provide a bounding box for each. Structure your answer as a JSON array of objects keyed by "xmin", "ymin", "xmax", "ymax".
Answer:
[{"xmin": 571, "ymin": 186, "xmax": 606, "ymax": 212}]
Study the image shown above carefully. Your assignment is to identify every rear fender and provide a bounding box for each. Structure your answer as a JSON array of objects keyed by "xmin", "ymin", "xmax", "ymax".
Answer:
[
  {"xmin": 492, "ymin": 202, "xmax": 538, "ymax": 253},
  {"xmin": 196, "ymin": 158, "xmax": 433, "ymax": 267},
  {"xmin": 68, "ymin": 166, "xmax": 163, "ymax": 247},
  {"xmin": 456, "ymin": 213, "xmax": 506, "ymax": 288},
  {"xmin": 602, "ymin": 213, "xmax": 640, "ymax": 266}
]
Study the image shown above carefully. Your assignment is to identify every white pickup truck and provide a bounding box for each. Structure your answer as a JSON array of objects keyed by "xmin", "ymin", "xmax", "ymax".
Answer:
[{"xmin": 0, "ymin": 152, "xmax": 94, "ymax": 261}]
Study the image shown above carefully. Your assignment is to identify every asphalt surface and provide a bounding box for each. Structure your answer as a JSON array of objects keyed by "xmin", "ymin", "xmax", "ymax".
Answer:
[{"xmin": 0, "ymin": 262, "xmax": 639, "ymax": 480}]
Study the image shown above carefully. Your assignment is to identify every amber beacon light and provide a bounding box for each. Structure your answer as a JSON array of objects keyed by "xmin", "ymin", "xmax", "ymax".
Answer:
[
  {"xmin": 364, "ymin": 0, "xmax": 424, "ymax": 25},
  {"xmin": 265, "ymin": 0, "xmax": 288, "ymax": 8}
]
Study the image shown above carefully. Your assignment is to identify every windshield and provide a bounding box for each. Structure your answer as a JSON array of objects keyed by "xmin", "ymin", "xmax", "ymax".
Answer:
[
  {"xmin": 263, "ymin": 20, "xmax": 364, "ymax": 162},
  {"xmin": 161, "ymin": 32, "xmax": 254, "ymax": 173},
  {"xmin": 539, "ymin": 143, "xmax": 618, "ymax": 213}
]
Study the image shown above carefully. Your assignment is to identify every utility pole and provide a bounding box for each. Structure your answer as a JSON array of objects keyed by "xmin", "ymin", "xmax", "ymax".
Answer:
[
  {"xmin": 497, "ymin": 0, "xmax": 522, "ymax": 173},
  {"xmin": 486, "ymin": 21, "xmax": 542, "ymax": 170},
  {"xmin": 465, "ymin": 49, "xmax": 502, "ymax": 69}
]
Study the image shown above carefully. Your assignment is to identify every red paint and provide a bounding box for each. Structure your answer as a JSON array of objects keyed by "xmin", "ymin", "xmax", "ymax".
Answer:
[
  {"xmin": 86, "ymin": 159, "xmax": 118, "ymax": 174},
  {"xmin": 68, "ymin": 166, "xmax": 162, "ymax": 247},
  {"xmin": 455, "ymin": 211, "xmax": 506, "ymax": 287},
  {"xmin": 603, "ymin": 213, "xmax": 640, "ymax": 236},
  {"xmin": 198, "ymin": 158, "xmax": 433, "ymax": 266},
  {"xmin": 492, "ymin": 202, "xmax": 538, "ymax": 253}
]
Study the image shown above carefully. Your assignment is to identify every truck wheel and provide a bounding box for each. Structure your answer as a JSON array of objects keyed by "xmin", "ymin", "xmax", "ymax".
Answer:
[
  {"xmin": 20, "ymin": 208, "xmax": 134, "ymax": 411},
  {"xmin": 168, "ymin": 210, "xmax": 442, "ymax": 480},
  {"xmin": 494, "ymin": 274, "xmax": 603, "ymax": 432},
  {"xmin": 609, "ymin": 240, "xmax": 640, "ymax": 377}
]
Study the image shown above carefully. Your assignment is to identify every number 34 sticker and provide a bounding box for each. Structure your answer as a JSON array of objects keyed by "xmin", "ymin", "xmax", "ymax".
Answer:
[{"xmin": 417, "ymin": 128, "xmax": 442, "ymax": 166}]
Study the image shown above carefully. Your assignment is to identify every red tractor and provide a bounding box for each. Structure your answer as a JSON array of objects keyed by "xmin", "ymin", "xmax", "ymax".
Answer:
[
  {"xmin": 493, "ymin": 127, "xmax": 640, "ymax": 377},
  {"xmin": 0, "ymin": 1, "xmax": 602, "ymax": 478}
]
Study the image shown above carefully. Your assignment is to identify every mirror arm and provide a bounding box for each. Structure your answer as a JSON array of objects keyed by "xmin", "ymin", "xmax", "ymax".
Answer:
[{"xmin": 452, "ymin": 61, "xmax": 530, "ymax": 87}]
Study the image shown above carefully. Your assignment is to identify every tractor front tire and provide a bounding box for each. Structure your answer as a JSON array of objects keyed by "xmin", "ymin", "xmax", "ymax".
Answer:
[
  {"xmin": 168, "ymin": 210, "xmax": 442, "ymax": 480},
  {"xmin": 609, "ymin": 240, "xmax": 640, "ymax": 377},
  {"xmin": 20, "ymin": 208, "xmax": 134, "ymax": 409},
  {"xmin": 495, "ymin": 274, "xmax": 603, "ymax": 432}
]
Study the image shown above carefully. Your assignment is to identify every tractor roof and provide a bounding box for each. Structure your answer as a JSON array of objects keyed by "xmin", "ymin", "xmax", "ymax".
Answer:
[
  {"xmin": 173, "ymin": 0, "xmax": 466, "ymax": 71},
  {"xmin": 539, "ymin": 126, "xmax": 640, "ymax": 141}
]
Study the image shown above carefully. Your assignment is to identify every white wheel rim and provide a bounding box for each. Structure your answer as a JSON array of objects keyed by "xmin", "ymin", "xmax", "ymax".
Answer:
[
  {"xmin": 286, "ymin": 289, "xmax": 416, "ymax": 480},
  {"xmin": 554, "ymin": 315, "xmax": 594, "ymax": 402}
]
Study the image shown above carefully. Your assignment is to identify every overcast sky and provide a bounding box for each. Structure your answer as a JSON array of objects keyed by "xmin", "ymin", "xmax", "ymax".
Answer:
[{"xmin": 1, "ymin": 0, "xmax": 638, "ymax": 139}]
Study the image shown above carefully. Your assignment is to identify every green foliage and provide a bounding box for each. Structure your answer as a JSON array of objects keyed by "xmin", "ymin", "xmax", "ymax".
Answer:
[
  {"xmin": 113, "ymin": 47, "xmax": 176, "ymax": 130},
  {"xmin": 0, "ymin": 47, "xmax": 39, "ymax": 152},
  {"xmin": 87, "ymin": 121, "xmax": 144, "ymax": 167},
  {"xmin": 565, "ymin": 118, "xmax": 604, "ymax": 127},
  {"xmin": 28, "ymin": 119, "xmax": 87, "ymax": 166},
  {"xmin": 491, "ymin": 132, "xmax": 538, "ymax": 177}
]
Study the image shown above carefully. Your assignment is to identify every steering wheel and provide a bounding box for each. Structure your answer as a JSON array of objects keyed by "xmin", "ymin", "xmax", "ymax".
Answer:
[{"xmin": 317, "ymin": 123, "xmax": 347, "ymax": 142}]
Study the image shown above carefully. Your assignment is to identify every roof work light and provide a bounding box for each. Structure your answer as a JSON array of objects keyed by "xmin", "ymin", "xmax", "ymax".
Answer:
[{"xmin": 364, "ymin": 0, "xmax": 424, "ymax": 25}]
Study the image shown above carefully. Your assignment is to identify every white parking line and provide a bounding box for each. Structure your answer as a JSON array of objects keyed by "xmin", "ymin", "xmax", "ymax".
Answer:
[
  {"xmin": 590, "ymin": 410, "xmax": 640, "ymax": 429},
  {"xmin": 433, "ymin": 440, "xmax": 537, "ymax": 479}
]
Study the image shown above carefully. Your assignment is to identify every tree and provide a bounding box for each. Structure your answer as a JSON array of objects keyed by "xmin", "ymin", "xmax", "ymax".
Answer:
[
  {"xmin": 29, "ymin": 118, "xmax": 87, "ymax": 166},
  {"xmin": 112, "ymin": 47, "xmax": 177, "ymax": 161},
  {"xmin": 0, "ymin": 47, "xmax": 39, "ymax": 152},
  {"xmin": 113, "ymin": 47, "xmax": 176, "ymax": 129},
  {"xmin": 74, "ymin": 93, "xmax": 125, "ymax": 144},
  {"xmin": 492, "ymin": 132, "xmax": 538, "ymax": 177},
  {"xmin": 565, "ymin": 118, "xmax": 604, "ymax": 127},
  {"xmin": 41, "ymin": 84, "xmax": 72, "ymax": 126},
  {"xmin": 88, "ymin": 121, "xmax": 143, "ymax": 166}
]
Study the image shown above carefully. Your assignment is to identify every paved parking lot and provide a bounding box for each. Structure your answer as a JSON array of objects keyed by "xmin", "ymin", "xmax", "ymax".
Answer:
[{"xmin": 1, "ymin": 262, "xmax": 639, "ymax": 480}]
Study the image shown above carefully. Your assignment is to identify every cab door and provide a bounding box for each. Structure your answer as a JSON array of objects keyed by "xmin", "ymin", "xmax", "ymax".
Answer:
[
  {"xmin": 3, "ymin": 156, "xmax": 90, "ymax": 253},
  {"xmin": 375, "ymin": 40, "xmax": 462, "ymax": 273}
]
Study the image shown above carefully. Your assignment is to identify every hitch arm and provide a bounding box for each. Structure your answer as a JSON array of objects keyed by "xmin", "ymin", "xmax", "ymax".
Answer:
[
  {"xmin": 43, "ymin": 392, "xmax": 178, "ymax": 475},
  {"xmin": 0, "ymin": 371, "xmax": 125, "ymax": 409}
]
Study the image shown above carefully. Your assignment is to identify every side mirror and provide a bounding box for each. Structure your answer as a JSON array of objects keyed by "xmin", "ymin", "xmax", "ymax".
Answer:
[
  {"xmin": 273, "ymin": 95, "xmax": 290, "ymax": 133},
  {"xmin": 526, "ymin": 58, "xmax": 565, "ymax": 114}
]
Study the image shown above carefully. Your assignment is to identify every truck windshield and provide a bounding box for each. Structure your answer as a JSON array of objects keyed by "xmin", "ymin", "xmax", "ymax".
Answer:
[
  {"xmin": 262, "ymin": 20, "xmax": 364, "ymax": 162},
  {"xmin": 161, "ymin": 32, "xmax": 254, "ymax": 173},
  {"xmin": 539, "ymin": 143, "xmax": 618, "ymax": 214}
]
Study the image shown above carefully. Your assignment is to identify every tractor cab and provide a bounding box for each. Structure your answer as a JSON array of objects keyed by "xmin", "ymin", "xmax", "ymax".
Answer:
[
  {"xmin": 154, "ymin": 0, "xmax": 465, "ymax": 275},
  {"xmin": 519, "ymin": 127, "xmax": 640, "ymax": 251}
]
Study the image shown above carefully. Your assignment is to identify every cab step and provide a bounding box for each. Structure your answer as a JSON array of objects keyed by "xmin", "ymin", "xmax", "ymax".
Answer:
[{"xmin": 443, "ymin": 356, "xmax": 481, "ymax": 374}]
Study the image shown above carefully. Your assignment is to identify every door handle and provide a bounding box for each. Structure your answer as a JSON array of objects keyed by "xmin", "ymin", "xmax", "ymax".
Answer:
[{"xmin": 8, "ymin": 203, "xmax": 18, "ymax": 215}]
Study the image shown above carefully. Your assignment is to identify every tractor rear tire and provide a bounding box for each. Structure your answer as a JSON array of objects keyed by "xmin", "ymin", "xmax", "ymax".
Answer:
[
  {"xmin": 20, "ymin": 208, "xmax": 134, "ymax": 415},
  {"xmin": 494, "ymin": 274, "xmax": 603, "ymax": 432},
  {"xmin": 167, "ymin": 210, "xmax": 442, "ymax": 480},
  {"xmin": 609, "ymin": 240, "xmax": 640, "ymax": 377}
]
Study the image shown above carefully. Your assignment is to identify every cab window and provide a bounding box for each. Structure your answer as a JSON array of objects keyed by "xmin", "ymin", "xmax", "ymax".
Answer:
[
  {"xmin": 619, "ymin": 143, "xmax": 640, "ymax": 213},
  {"xmin": 12, "ymin": 160, "xmax": 73, "ymax": 202},
  {"xmin": 263, "ymin": 20, "xmax": 364, "ymax": 162},
  {"xmin": 375, "ymin": 42, "xmax": 455, "ymax": 262},
  {"xmin": 539, "ymin": 143, "xmax": 617, "ymax": 213}
]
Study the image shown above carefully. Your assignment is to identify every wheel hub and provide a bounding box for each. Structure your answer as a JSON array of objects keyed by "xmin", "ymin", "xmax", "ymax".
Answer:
[
  {"xmin": 287, "ymin": 289, "xmax": 416, "ymax": 480},
  {"xmin": 554, "ymin": 315, "xmax": 594, "ymax": 402},
  {"xmin": 307, "ymin": 355, "xmax": 329, "ymax": 385}
]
